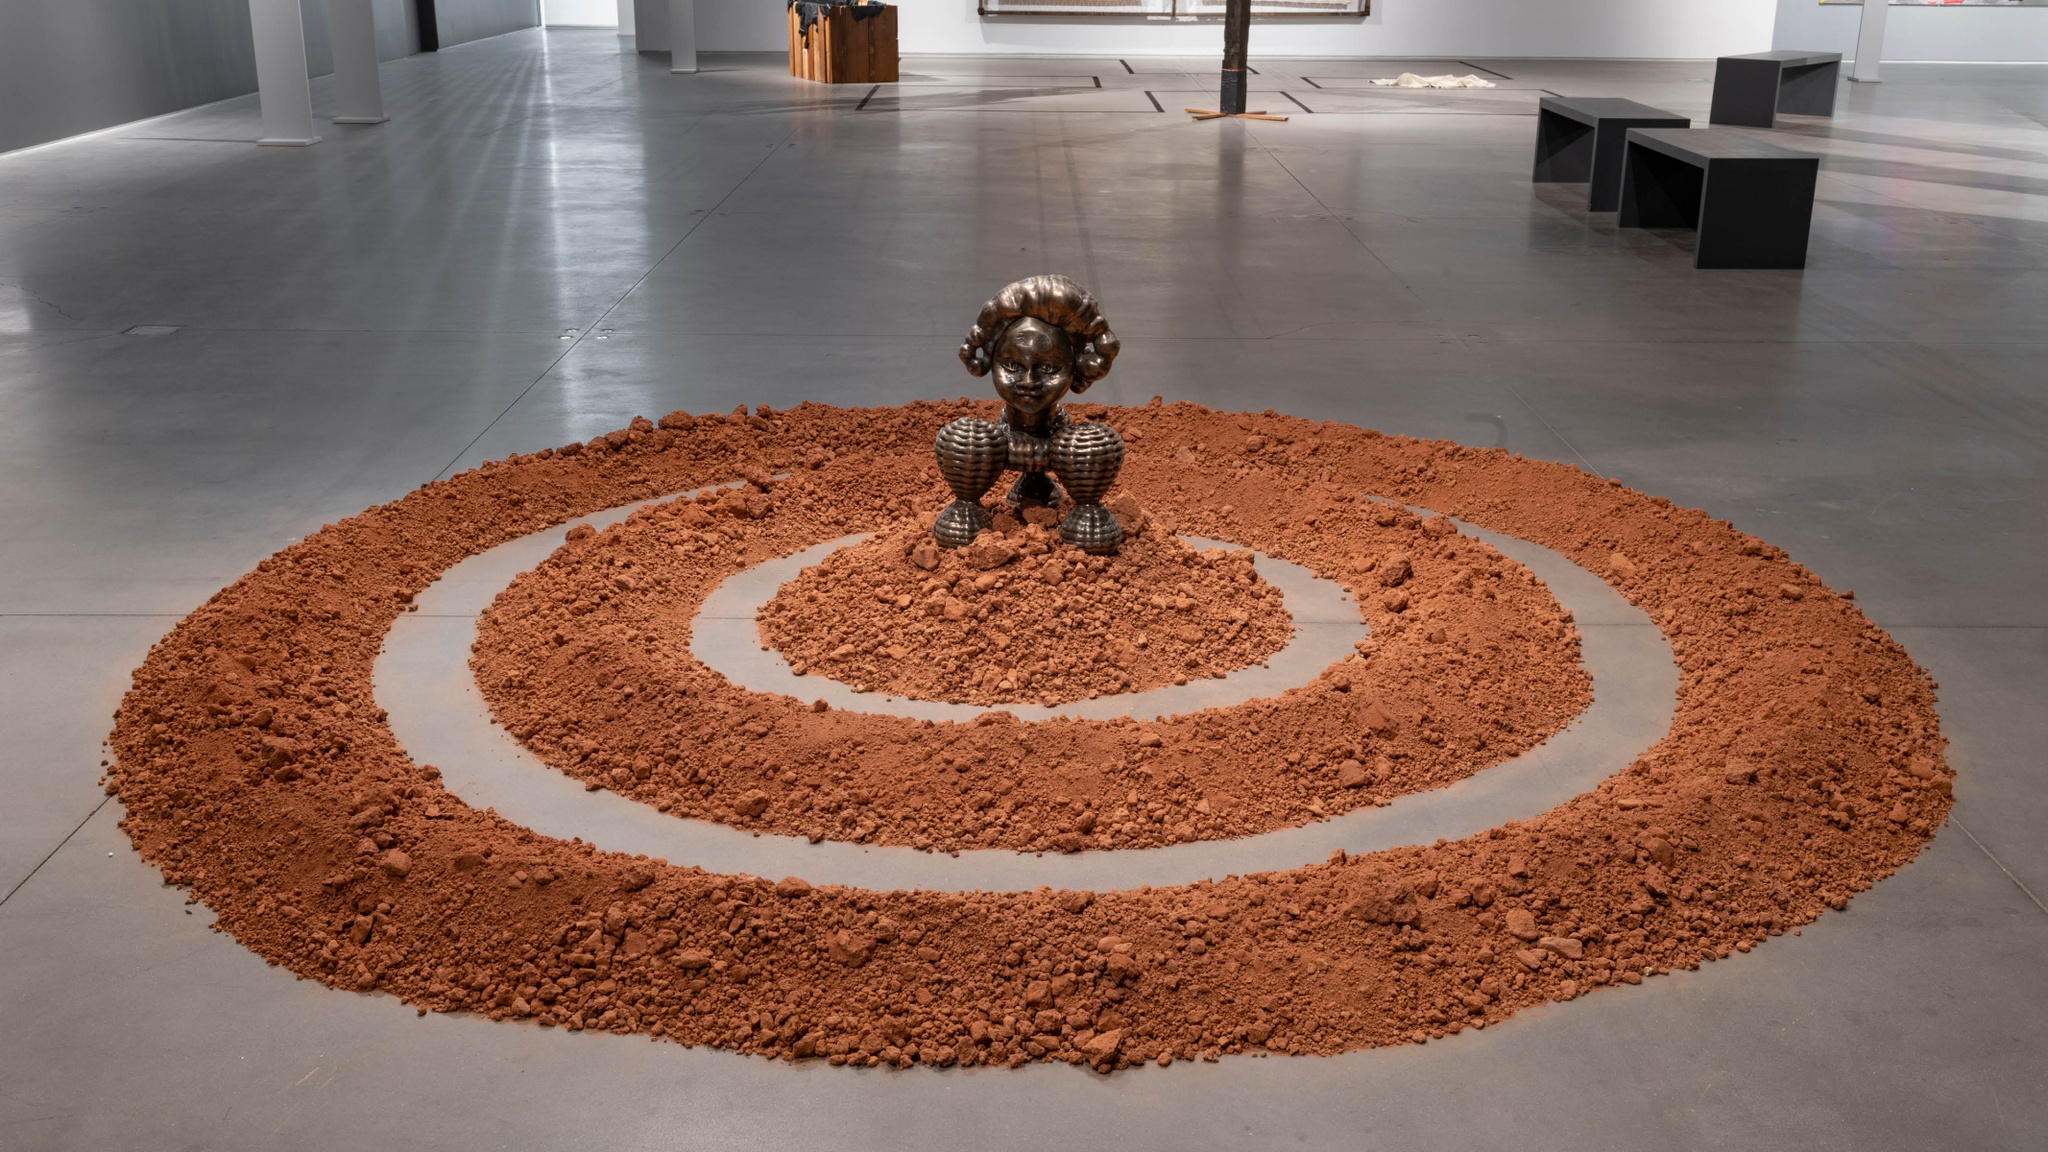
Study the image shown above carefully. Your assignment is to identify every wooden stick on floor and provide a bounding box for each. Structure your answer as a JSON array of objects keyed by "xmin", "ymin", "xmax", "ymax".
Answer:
[{"xmin": 1185, "ymin": 108, "xmax": 1291, "ymax": 122}]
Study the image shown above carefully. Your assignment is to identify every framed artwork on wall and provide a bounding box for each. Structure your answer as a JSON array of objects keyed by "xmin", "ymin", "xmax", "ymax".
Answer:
[
  {"xmin": 1817, "ymin": 0, "xmax": 2045, "ymax": 7},
  {"xmin": 979, "ymin": 0, "xmax": 1367, "ymax": 17},
  {"xmin": 1173, "ymin": 0, "xmax": 1368, "ymax": 14}
]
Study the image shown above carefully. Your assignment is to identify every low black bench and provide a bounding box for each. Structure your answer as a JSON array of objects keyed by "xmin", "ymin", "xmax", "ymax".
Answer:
[
  {"xmin": 1709, "ymin": 50, "xmax": 1842, "ymax": 128},
  {"xmin": 1618, "ymin": 128, "xmax": 1821, "ymax": 269},
  {"xmin": 1532, "ymin": 96, "xmax": 1692, "ymax": 211}
]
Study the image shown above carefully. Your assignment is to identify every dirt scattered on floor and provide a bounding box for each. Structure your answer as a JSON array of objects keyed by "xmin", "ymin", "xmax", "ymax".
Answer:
[{"xmin": 105, "ymin": 400, "xmax": 1951, "ymax": 1073}]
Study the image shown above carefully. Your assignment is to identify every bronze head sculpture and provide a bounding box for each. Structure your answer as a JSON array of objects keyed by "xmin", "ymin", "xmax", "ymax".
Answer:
[{"xmin": 933, "ymin": 275, "xmax": 1126, "ymax": 555}]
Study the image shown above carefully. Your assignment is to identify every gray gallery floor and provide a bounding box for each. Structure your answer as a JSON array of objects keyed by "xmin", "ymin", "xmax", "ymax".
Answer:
[{"xmin": 3, "ymin": 29, "xmax": 2046, "ymax": 1152}]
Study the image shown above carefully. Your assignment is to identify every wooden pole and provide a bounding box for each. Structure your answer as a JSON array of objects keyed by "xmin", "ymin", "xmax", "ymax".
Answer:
[
  {"xmin": 1186, "ymin": 0, "xmax": 1284, "ymax": 121},
  {"xmin": 1218, "ymin": 0, "xmax": 1251, "ymax": 115}
]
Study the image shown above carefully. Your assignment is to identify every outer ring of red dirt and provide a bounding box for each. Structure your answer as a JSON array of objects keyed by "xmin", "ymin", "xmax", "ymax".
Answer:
[{"xmin": 107, "ymin": 401, "xmax": 1952, "ymax": 1071}]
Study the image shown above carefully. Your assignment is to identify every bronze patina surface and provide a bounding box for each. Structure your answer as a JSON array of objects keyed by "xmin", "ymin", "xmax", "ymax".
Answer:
[{"xmin": 935, "ymin": 275, "xmax": 1127, "ymax": 554}]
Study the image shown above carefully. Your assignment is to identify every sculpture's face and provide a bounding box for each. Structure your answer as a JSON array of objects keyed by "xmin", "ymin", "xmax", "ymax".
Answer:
[{"xmin": 991, "ymin": 319, "xmax": 1074, "ymax": 417}]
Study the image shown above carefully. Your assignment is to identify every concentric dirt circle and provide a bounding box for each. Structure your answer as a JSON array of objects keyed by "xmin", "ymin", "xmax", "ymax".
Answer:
[
  {"xmin": 106, "ymin": 401, "xmax": 1952, "ymax": 1072},
  {"xmin": 467, "ymin": 411, "xmax": 1591, "ymax": 852}
]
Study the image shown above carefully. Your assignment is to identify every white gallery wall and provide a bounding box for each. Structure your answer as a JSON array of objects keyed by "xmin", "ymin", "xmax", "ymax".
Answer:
[
  {"xmin": 543, "ymin": 0, "xmax": 621, "ymax": 25},
  {"xmin": 677, "ymin": 0, "xmax": 2048, "ymax": 60},
  {"xmin": 1773, "ymin": 2, "xmax": 2048, "ymax": 62},
  {"xmin": 684, "ymin": 0, "xmax": 1782, "ymax": 55},
  {"xmin": 7, "ymin": 0, "xmax": 2043, "ymax": 156},
  {"xmin": 0, "ymin": 0, "xmax": 425, "ymax": 155}
]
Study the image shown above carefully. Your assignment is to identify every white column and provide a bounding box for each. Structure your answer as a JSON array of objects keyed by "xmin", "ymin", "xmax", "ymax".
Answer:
[
  {"xmin": 1851, "ymin": 0, "xmax": 1890, "ymax": 83},
  {"xmin": 330, "ymin": 0, "xmax": 388, "ymax": 124},
  {"xmin": 669, "ymin": 0, "xmax": 697, "ymax": 72},
  {"xmin": 248, "ymin": 0, "xmax": 320, "ymax": 145},
  {"xmin": 634, "ymin": 0, "xmax": 667, "ymax": 51},
  {"xmin": 618, "ymin": 0, "xmax": 637, "ymax": 36}
]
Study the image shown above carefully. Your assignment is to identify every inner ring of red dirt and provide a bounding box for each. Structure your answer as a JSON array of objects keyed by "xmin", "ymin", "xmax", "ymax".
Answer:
[
  {"xmin": 468, "ymin": 431, "xmax": 1591, "ymax": 853},
  {"xmin": 107, "ymin": 401, "xmax": 1951, "ymax": 1072},
  {"xmin": 758, "ymin": 524, "xmax": 1297, "ymax": 706}
]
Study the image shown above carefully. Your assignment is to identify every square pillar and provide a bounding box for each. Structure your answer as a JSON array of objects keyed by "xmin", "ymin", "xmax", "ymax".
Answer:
[
  {"xmin": 1851, "ymin": 0, "xmax": 1890, "ymax": 83},
  {"xmin": 330, "ymin": 0, "xmax": 388, "ymax": 124},
  {"xmin": 669, "ymin": 0, "xmax": 697, "ymax": 73},
  {"xmin": 249, "ymin": 0, "xmax": 320, "ymax": 145}
]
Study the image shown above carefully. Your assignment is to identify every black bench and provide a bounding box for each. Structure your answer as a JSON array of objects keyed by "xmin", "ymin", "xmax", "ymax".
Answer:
[
  {"xmin": 1532, "ymin": 96, "xmax": 1692, "ymax": 212},
  {"xmin": 1618, "ymin": 128, "xmax": 1821, "ymax": 269},
  {"xmin": 1709, "ymin": 50, "xmax": 1842, "ymax": 128}
]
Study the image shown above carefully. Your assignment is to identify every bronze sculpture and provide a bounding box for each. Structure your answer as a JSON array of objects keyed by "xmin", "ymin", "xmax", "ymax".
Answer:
[{"xmin": 932, "ymin": 275, "xmax": 1127, "ymax": 555}]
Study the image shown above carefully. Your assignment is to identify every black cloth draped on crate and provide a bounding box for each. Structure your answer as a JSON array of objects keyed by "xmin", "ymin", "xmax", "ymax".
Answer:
[{"xmin": 789, "ymin": 0, "xmax": 885, "ymax": 41}]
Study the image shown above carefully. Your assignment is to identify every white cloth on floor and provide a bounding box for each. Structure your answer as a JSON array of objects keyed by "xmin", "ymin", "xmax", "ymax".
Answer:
[{"xmin": 1368, "ymin": 73, "xmax": 1498, "ymax": 89}]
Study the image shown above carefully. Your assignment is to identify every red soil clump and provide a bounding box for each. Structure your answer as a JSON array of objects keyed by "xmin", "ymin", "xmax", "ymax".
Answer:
[
  {"xmin": 758, "ymin": 520, "xmax": 1294, "ymax": 706},
  {"xmin": 471, "ymin": 418, "xmax": 1588, "ymax": 852},
  {"xmin": 106, "ymin": 401, "xmax": 1952, "ymax": 1073}
]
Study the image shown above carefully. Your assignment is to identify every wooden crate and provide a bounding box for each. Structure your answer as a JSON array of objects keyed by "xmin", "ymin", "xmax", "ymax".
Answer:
[{"xmin": 788, "ymin": 4, "xmax": 898, "ymax": 84}]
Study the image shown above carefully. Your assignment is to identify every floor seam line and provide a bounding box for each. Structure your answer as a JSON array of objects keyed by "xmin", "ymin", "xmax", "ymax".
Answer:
[
  {"xmin": 1953, "ymin": 818, "xmax": 2048, "ymax": 916},
  {"xmin": 0, "ymin": 794, "xmax": 112, "ymax": 910},
  {"xmin": 1240, "ymin": 131, "xmax": 1425, "ymax": 305},
  {"xmin": 1502, "ymin": 386, "xmax": 1602, "ymax": 477}
]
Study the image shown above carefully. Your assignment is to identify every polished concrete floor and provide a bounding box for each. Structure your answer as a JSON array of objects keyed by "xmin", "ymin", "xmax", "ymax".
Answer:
[{"xmin": 3, "ymin": 29, "xmax": 2047, "ymax": 1151}]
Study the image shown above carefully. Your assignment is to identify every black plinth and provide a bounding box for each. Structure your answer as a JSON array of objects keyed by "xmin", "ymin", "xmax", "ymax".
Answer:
[
  {"xmin": 1618, "ymin": 127, "xmax": 1821, "ymax": 270},
  {"xmin": 1709, "ymin": 50, "xmax": 1843, "ymax": 129},
  {"xmin": 1532, "ymin": 96, "xmax": 1692, "ymax": 212},
  {"xmin": 1219, "ymin": 68, "xmax": 1248, "ymax": 115}
]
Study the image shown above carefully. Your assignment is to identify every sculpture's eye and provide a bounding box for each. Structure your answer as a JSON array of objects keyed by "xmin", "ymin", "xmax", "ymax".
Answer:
[{"xmin": 999, "ymin": 361, "xmax": 1023, "ymax": 375}]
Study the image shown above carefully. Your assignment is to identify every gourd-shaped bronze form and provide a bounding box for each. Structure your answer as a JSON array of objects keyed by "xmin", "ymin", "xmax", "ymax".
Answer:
[
  {"xmin": 1050, "ymin": 419, "xmax": 1125, "ymax": 554},
  {"xmin": 933, "ymin": 417, "xmax": 1006, "ymax": 547},
  {"xmin": 935, "ymin": 274, "xmax": 1127, "ymax": 555}
]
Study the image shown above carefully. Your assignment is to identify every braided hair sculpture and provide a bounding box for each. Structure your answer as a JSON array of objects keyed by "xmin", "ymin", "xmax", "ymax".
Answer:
[{"xmin": 957, "ymin": 274, "xmax": 1120, "ymax": 390}]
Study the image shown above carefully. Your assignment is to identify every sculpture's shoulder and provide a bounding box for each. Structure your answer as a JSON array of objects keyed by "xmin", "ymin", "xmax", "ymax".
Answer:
[
  {"xmin": 933, "ymin": 415, "xmax": 1006, "ymax": 467},
  {"xmin": 1050, "ymin": 411, "xmax": 1120, "ymax": 448}
]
